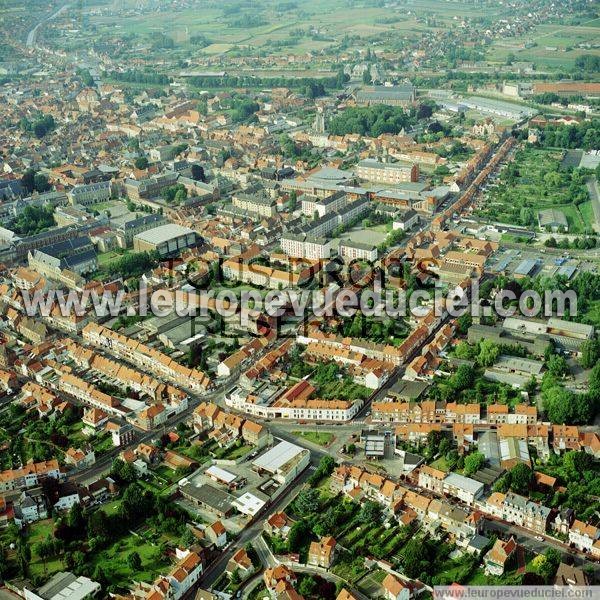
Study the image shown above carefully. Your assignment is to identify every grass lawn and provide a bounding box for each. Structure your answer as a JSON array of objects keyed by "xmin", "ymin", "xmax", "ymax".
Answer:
[
  {"xmin": 292, "ymin": 431, "xmax": 335, "ymax": 446},
  {"xmin": 88, "ymin": 201, "xmax": 117, "ymax": 213},
  {"xmin": 581, "ymin": 299, "xmax": 600, "ymax": 329},
  {"xmin": 28, "ymin": 519, "xmax": 55, "ymax": 543},
  {"xmin": 140, "ymin": 476, "xmax": 173, "ymax": 497},
  {"xmin": 91, "ymin": 433, "xmax": 114, "ymax": 454},
  {"xmin": 102, "ymin": 499, "xmax": 122, "ymax": 515},
  {"xmin": 153, "ymin": 465, "xmax": 181, "ymax": 484},
  {"xmin": 26, "ymin": 520, "xmax": 64, "ymax": 579},
  {"xmin": 429, "ymin": 455, "xmax": 451, "ymax": 472},
  {"xmin": 500, "ymin": 233, "xmax": 533, "ymax": 244},
  {"xmin": 318, "ymin": 380, "xmax": 371, "ymax": 401},
  {"xmin": 89, "ymin": 531, "xmax": 171, "ymax": 588},
  {"xmin": 475, "ymin": 148, "xmax": 592, "ymax": 233},
  {"xmin": 465, "ymin": 564, "xmax": 524, "ymax": 586},
  {"xmin": 330, "ymin": 555, "xmax": 368, "ymax": 584},
  {"xmin": 65, "ymin": 420, "xmax": 87, "ymax": 448},
  {"xmin": 356, "ymin": 569, "xmax": 386, "ymax": 597},
  {"xmin": 578, "ymin": 200, "xmax": 596, "ymax": 227},
  {"xmin": 97, "ymin": 250, "xmax": 124, "ymax": 266},
  {"xmin": 212, "ymin": 442, "xmax": 254, "ymax": 461}
]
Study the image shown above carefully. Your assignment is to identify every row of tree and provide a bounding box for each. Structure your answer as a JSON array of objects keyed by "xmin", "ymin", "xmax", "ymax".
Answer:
[{"xmin": 328, "ymin": 104, "xmax": 414, "ymax": 137}]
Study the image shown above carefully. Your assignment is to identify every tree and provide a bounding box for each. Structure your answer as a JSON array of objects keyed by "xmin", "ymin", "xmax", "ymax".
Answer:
[
  {"xmin": 93, "ymin": 565, "xmax": 108, "ymax": 587},
  {"xmin": 464, "ymin": 451, "xmax": 486, "ymax": 476},
  {"xmin": 120, "ymin": 483, "xmax": 156, "ymax": 525},
  {"xmin": 162, "ymin": 184, "xmax": 188, "ymax": 204},
  {"xmin": 111, "ymin": 458, "xmax": 137, "ymax": 483},
  {"xmin": 288, "ymin": 190, "xmax": 298, "ymax": 211},
  {"xmin": 17, "ymin": 539, "xmax": 31, "ymax": 577},
  {"xmin": 67, "ymin": 501, "xmax": 85, "ymax": 530},
  {"xmin": 294, "ymin": 488, "xmax": 320, "ymax": 515},
  {"xmin": 181, "ymin": 527, "xmax": 197, "ymax": 547},
  {"xmin": 563, "ymin": 450, "xmax": 593, "ymax": 479},
  {"xmin": 190, "ymin": 164, "xmax": 205, "ymax": 182},
  {"xmin": 128, "ymin": 551, "xmax": 142, "ymax": 571},
  {"xmin": 493, "ymin": 473, "xmax": 511, "ymax": 493},
  {"xmin": 477, "ymin": 339, "xmax": 500, "ymax": 367},
  {"xmin": 298, "ymin": 576, "xmax": 317, "ymax": 597},
  {"xmin": 509, "ymin": 463, "xmax": 532, "ymax": 495},
  {"xmin": 88, "ymin": 509, "xmax": 112, "ymax": 540},
  {"xmin": 544, "ymin": 384, "xmax": 594, "ymax": 425},
  {"xmin": 401, "ymin": 538, "xmax": 430, "ymax": 579},
  {"xmin": 439, "ymin": 437, "xmax": 451, "ymax": 456},
  {"xmin": 417, "ymin": 103, "xmax": 434, "ymax": 120},
  {"xmin": 35, "ymin": 539, "xmax": 53, "ymax": 574},
  {"xmin": 546, "ymin": 354, "xmax": 569, "ymax": 378},
  {"xmin": 456, "ymin": 313, "xmax": 472, "ymax": 335},
  {"xmin": 451, "ymin": 364, "xmax": 474, "ymax": 391},
  {"xmin": 455, "ymin": 341, "xmax": 476, "ymax": 360},
  {"xmin": 309, "ymin": 455, "xmax": 336, "ymax": 486},
  {"xmin": 12, "ymin": 204, "xmax": 55, "ymax": 235},
  {"xmin": 21, "ymin": 168, "xmax": 36, "ymax": 193},
  {"xmin": 359, "ymin": 501, "xmax": 382, "ymax": 525},
  {"xmin": 532, "ymin": 548, "xmax": 561, "ymax": 582},
  {"xmin": 288, "ymin": 520, "xmax": 311, "ymax": 552},
  {"xmin": 328, "ymin": 105, "xmax": 412, "ymax": 137},
  {"xmin": 134, "ymin": 157, "xmax": 149, "ymax": 170},
  {"xmin": 32, "ymin": 114, "xmax": 56, "ymax": 138},
  {"xmin": 580, "ymin": 338, "xmax": 600, "ymax": 369},
  {"xmin": 33, "ymin": 173, "xmax": 51, "ymax": 193},
  {"xmin": 174, "ymin": 188, "xmax": 188, "ymax": 205}
]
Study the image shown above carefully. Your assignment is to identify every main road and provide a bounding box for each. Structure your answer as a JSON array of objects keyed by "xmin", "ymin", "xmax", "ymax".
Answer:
[
  {"xmin": 26, "ymin": 3, "xmax": 71, "ymax": 48},
  {"xmin": 198, "ymin": 465, "xmax": 316, "ymax": 588}
]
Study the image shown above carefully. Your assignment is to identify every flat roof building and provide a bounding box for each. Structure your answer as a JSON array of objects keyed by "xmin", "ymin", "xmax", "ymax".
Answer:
[
  {"xmin": 231, "ymin": 491, "xmax": 267, "ymax": 516},
  {"xmin": 538, "ymin": 208, "xmax": 568, "ymax": 232},
  {"xmin": 133, "ymin": 223, "xmax": 197, "ymax": 256},
  {"xmin": 179, "ymin": 482, "xmax": 235, "ymax": 517},
  {"xmin": 24, "ymin": 572, "xmax": 101, "ymax": 600},
  {"xmin": 252, "ymin": 440, "xmax": 310, "ymax": 485},
  {"xmin": 355, "ymin": 84, "xmax": 416, "ymax": 107}
]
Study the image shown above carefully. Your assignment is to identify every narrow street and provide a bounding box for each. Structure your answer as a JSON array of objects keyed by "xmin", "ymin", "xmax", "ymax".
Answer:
[
  {"xmin": 586, "ymin": 177, "xmax": 600, "ymax": 234},
  {"xmin": 199, "ymin": 465, "xmax": 316, "ymax": 588}
]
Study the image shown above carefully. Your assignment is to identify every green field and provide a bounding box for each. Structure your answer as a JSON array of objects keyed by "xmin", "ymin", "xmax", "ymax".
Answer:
[
  {"xmin": 27, "ymin": 520, "xmax": 63, "ymax": 579},
  {"xmin": 476, "ymin": 148, "xmax": 593, "ymax": 234},
  {"xmin": 356, "ymin": 569, "xmax": 387, "ymax": 597},
  {"xmin": 578, "ymin": 200, "xmax": 596, "ymax": 228},
  {"xmin": 97, "ymin": 249, "xmax": 130, "ymax": 267},
  {"xmin": 88, "ymin": 531, "xmax": 172, "ymax": 587},
  {"xmin": 429, "ymin": 455, "xmax": 451, "ymax": 472},
  {"xmin": 77, "ymin": 0, "xmax": 485, "ymax": 58},
  {"xmin": 487, "ymin": 19, "xmax": 600, "ymax": 68},
  {"xmin": 292, "ymin": 430, "xmax": 335, "ymax": 446}
]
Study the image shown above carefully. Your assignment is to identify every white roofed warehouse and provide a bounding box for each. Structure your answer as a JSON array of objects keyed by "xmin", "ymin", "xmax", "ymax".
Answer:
[
  {"xmin": 252, "ymin": 440, "xmax": 310, "ymax": 486},
  {"xmin": 133, "ymin": 223, "xmax": 198, "ymax": 256}
]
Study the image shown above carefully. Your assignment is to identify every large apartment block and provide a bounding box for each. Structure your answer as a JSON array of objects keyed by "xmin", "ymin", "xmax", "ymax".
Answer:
[
  {"xmin": 124, "ymin": 172, "xmax": 179, "ymax": 200},
  {"xmin": 232, "ymin": 192, "xmax": 277, "ymax": 217},
  {"xmin": 67, "ymin": 180, "xmax": 113, "ymax": 206},
  {"xmin": 116, "ymin": 213, "xmax": 168, "ymax": 248},
  {"xmin": 356, "ymin": 159, "xmax": 419, "ymax": 185},
  {"xmin": 281, "ymin": 233, "xmax": 330, "ymax": 259}
]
